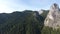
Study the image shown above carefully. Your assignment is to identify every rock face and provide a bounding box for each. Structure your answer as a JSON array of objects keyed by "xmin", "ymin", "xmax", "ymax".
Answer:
[{"xmin": 44, "ymin": 3, "xmax": 60, "ymax": 28}]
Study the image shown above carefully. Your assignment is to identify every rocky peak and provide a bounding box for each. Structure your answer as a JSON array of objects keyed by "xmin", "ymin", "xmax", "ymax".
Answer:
[
  {"xmin": 50, "ymin": 3, "xmax": 59, "ymax": 12},
  {"xmin": 44, "ymin": 3, "xmax": 60, "ymax": 29},
  {"xmin": 51, "ymin": 3, "xmax": 59, "ymax": 9}
]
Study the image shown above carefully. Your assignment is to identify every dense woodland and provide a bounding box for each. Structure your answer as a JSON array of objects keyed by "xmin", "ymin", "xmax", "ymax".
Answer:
[{"xmin": 0, "ymin": 10, "xmax": 60, "ymax": 34}]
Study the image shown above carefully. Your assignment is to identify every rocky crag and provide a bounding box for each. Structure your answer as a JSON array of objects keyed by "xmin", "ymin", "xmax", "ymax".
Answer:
[{"xmin": 44, "ymin": 3, "xmax": 60, "ymax": 29}]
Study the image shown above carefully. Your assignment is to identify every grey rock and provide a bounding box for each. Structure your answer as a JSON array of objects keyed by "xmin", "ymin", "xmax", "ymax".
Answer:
[{"xmin": 44, "ymin": 3, "xmax": 60, "ymax": 29}]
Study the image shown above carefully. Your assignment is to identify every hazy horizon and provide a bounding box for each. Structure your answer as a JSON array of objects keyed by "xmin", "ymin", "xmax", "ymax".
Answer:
[{"xmin": 0, "ymin": 0, "xmax": 60, "ymax": 13}]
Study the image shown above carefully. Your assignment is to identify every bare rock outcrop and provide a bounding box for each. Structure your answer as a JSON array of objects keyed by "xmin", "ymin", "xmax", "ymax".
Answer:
[{"xmin": 44, "ymin": 3, "xmax": 60, "ymax": 29}]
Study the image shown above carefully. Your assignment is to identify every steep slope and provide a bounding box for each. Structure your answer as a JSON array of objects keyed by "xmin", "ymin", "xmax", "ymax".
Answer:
[
  {"xmin": 0, "ymin": 10, "xmax": 44, "ymax": 34},
  {"xmin": 44, "ymin": 3, "xmax": 60, "ymax": 28}
]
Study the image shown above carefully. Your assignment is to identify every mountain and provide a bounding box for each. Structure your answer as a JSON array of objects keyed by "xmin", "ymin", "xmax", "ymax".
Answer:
[
  {"xmin": 0, "ymin": 10, "xmax": 45, "ymax": 34},
  {"xmin": 44, "ymin": 3, "xmax": 60, "ymax": 29},
  {"xmin": 1, "ymin": 3, "xmax": 60, "ymax": 34}
]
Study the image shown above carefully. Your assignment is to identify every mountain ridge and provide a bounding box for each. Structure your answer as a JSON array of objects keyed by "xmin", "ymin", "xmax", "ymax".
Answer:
[{"xmin": 1, "ymin": 3, "xmax": 60, "ymax": 34}]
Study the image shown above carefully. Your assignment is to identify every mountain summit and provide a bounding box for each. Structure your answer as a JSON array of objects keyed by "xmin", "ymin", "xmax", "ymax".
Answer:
[{"xmin": 44, "ymin": 3, "xmax": 60, "ymax": 29}]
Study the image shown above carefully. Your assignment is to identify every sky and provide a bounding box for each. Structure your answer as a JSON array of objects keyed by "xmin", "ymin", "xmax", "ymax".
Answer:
[{"xmin": 0, "ymin": 0, "xmax": 60, "ymax": 13}]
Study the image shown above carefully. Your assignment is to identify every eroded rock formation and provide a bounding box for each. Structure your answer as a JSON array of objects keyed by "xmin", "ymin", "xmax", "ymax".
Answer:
[{"xmin": 44, "ymin": 3, "xmax": 60, "ymax": 29}]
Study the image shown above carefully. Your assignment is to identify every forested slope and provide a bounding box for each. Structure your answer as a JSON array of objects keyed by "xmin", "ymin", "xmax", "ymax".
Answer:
[{"xmin": 0, "ymin": 10, "xmax": 45, "ymax": 34}]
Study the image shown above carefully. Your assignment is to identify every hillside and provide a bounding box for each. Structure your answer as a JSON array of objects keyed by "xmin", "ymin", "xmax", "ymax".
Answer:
[
  {"xmin": 0, "ymin": 10, "xmax": 48, "ymax": 34},
  {"xmin": 1, "ymin": 3, "xmax": 60, "ymax": 34}
]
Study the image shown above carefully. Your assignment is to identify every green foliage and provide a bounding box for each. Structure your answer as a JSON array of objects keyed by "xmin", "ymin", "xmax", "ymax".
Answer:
[
  {"xmin": 1, "ymin": 10, "xmax": 60, "ymax": 34},
  {"xmin": 0, "ymin": 10, "xmax": 44, "ymax": 34},
  {"xmin": 40, "ymin": 10, "xmax": 49, "ymax": 20},
  {"xmin": 41, "ymin": 26, "xmax": 60, "ymax": 34}
]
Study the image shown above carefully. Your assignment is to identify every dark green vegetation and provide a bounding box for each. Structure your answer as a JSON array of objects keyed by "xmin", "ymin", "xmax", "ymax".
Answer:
[
  {"xmin": 41, "ymin": 26, "xmax": 60, "ymax": 34},
  {"xmin": 0, "ymin": 10, "xmax": 60, "ymax": 34}
]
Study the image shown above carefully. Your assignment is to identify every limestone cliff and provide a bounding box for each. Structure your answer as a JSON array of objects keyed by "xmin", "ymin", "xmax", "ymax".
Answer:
[{"xmin": 44, "ymin": 3, "xmax": 60, "ymax": 29}]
